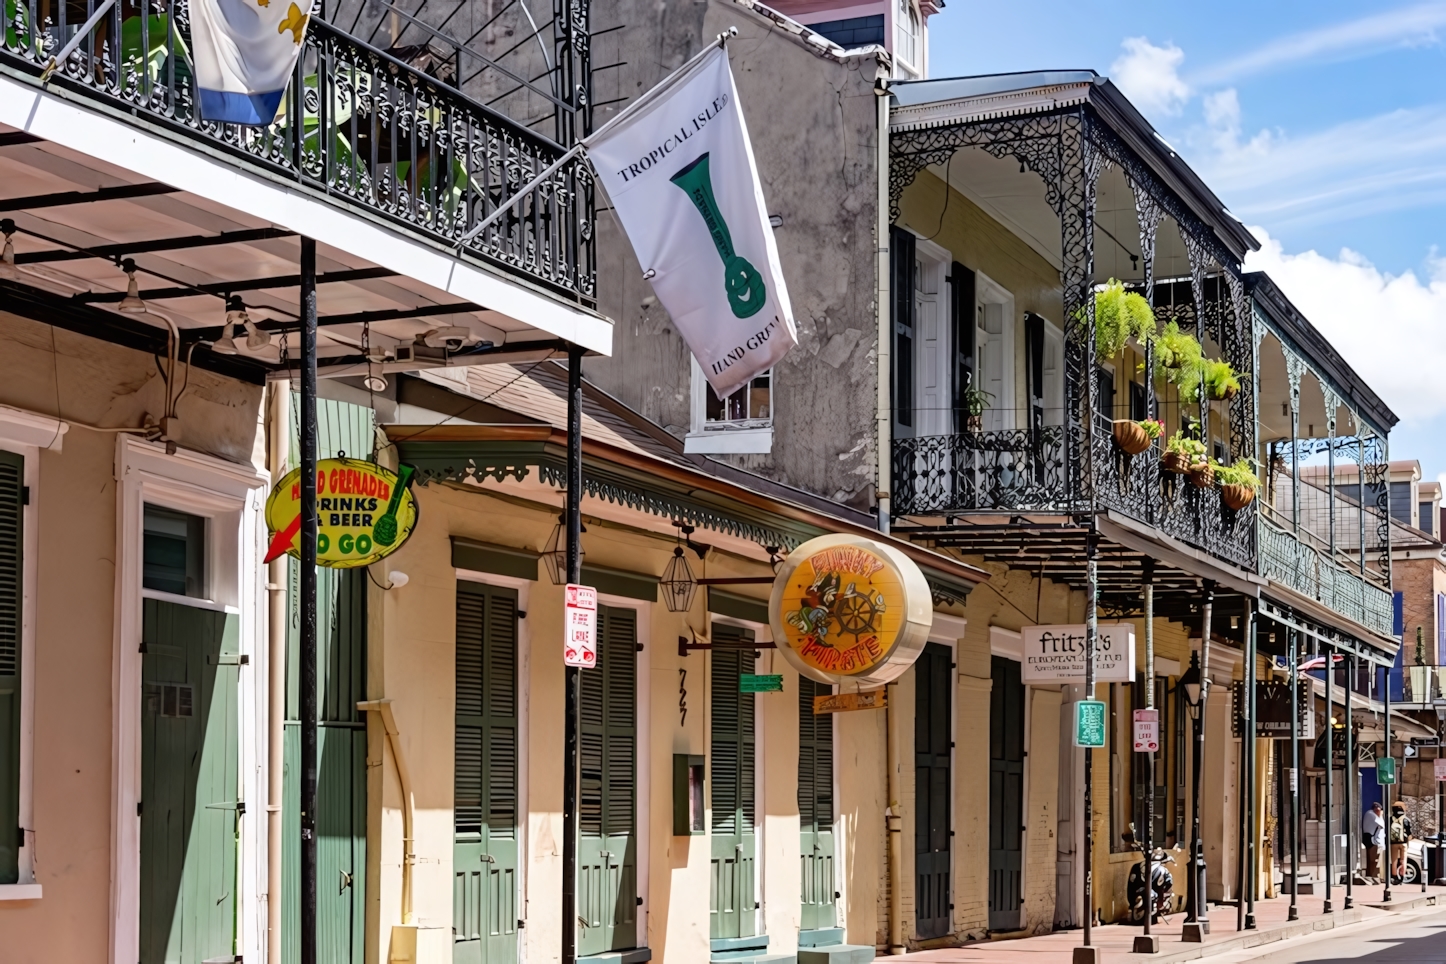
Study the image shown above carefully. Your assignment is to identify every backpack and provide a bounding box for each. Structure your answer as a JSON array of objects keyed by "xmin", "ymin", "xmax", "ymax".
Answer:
[{"xmin": 1390, "ymin": 815, "xmax": 1406, "ymax": 843}]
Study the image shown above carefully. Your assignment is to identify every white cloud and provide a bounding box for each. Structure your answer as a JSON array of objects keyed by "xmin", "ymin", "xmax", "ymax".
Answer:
[
  {"xmin": 1193, "ymin": 1, "xmax": 1446, "ymax": 86},
  {"xmin": 1244, "ymin": 228, "xmax": 1446, "ymax": 421},
  {"xmin": 1110, "ymin": 37, "xmax": 1190, "ymax": 118}
]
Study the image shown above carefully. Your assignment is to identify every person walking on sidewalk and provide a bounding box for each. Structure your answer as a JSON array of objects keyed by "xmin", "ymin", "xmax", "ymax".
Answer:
[
  {"xmin": 1363, "ymin": 801, "xmax": 1385, "ymax": 880},
  {"xmin": 1390, "ymin": 801, "xmax": 1413, "ymax": 883}
]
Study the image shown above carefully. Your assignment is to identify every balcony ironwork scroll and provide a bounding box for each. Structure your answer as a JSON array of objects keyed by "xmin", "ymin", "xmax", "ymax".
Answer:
[
  {"xmin": 1258, "ymin": 515, "xmax": 1393, "ymax": 638},
  {"xmin": 891, "ymin": 427, "xmax": 1071, "ymax": 516},
  {"xmin": 0, "ymin": 0, "xmax": 595, "ymax": 304}
]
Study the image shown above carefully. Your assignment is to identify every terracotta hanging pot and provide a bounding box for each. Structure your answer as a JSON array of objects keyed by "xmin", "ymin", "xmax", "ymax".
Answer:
[
  {"xmin": 1112, "ymin": 420, "xmax": 1151, "ymax": 455},
  {"xmin": 1221, "ymin": 484, "xmax": 1256, "ymax": 510},
  {"xmin": 1161, "ymin": 452, "xmax": 1192, "ymax": 475},
  {"xmin": 1188, "ymin": 462, "xmax": 1215, "ymax": 489}
]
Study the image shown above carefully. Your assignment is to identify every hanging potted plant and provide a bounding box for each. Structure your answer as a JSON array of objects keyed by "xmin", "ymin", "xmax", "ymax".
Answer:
[
  {"xmin": 1214, "ymin": 458, "xmax": 1262, "ymax": 509},
  {"xmin": 960, "ymin": 385, "xmax": 994, "ymax": 434},
  {"xmin": 1113, "ymin": 417, "xmax": 1162, "ymax": 456},
  {"xmin": 1162, "ymin": 430, "xmax": 1206, "ymax": 475},
  {"xmin": 1094, "ymin": 279, "xmax": 1157, "ymax": 359},
  {"xmin": 1154, "ymin": 321, "xmax": 1205, "ymax": 398},
  {"xmin": 1203, "ymin": 359, "xmax": 1242, "ymax": 400},
  {"xmin": 1188, "ymin": 458, "xmax": 1215, "ymax": 489}
]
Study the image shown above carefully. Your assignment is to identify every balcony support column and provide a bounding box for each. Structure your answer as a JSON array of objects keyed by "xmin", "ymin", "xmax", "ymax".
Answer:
[
  {"xmin": 1324, "ymin": 638, "xmax": 1334, "ymax": 913},
  {"xmin": 1288, "ymin": 627, "xmax": 1300, "ymax": 921},
  {"xmin": 1344, "ymin": 651, "xmax": 1355, "ymax": 908},
  {"xmin": 1324, "ymin": 388, "xmax": 1340, "ymax": 557},
  {"xmin": 1286, "ymin": 352, "xmax": 1304, "ymax": 535}
]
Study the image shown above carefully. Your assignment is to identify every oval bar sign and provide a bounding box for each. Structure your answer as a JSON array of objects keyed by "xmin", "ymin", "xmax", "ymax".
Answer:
[
  {"xmin": 769, "ymin": 534, "xmax": 933, "ymax": 690},
  {"xmin": 265, "ymin": 457, "xmax": 419, "ymax": 568}
]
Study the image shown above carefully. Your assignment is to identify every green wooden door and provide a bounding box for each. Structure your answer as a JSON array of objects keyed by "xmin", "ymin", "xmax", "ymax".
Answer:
[
  {"xmin": 578, "ymin": 606, "xmax": 638, "ymax": 956},
  {"xmin": 798, "ymin": 676, "xmax": 836, "ymax": 930},
  {"xmin": 454, "ymin": 583, "xmax": 519, "ymax": 964},
  {"xmin": 914, "ymin": 644, "xmax": 952, "ymax": 940},
  {"xmin": 284, "ymin": 398, "xmax": 370, "ymax": 964},
  {"xmin": 139, "ymin": 600, "xmax": 240, "ymax": 964},
  {"xmin": 987, "ymin": 656, "xmax": 1024, "ymax": 931},
  {"xmin": 0, "ymin": 451, "xmax": 21, "ymax": 886},
  {"xmin": 710, "ymin": 631, "xmax": 757, "ymax": 940},
  {"xmin": 284, "ymin": 567, "xmax": 368, "ymax": 964}
]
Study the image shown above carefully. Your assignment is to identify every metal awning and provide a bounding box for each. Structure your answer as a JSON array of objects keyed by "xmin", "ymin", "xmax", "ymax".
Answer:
[{"xmin": 1258, "ymin": 597, "xmax": 1397, "ymax": 668}]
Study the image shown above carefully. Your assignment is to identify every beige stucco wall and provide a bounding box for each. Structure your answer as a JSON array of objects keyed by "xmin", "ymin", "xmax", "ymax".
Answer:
[{"xmin": 0, "ymin": 312, "xmax": 263, "ymax": 962}]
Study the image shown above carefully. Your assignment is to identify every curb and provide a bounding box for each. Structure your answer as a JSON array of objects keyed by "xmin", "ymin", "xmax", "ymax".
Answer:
[
  {"xmin": 1358, "ymin": 893, "xmax": 1439, "ymax": 913},
  {"xmin": 1147, "ymin": 908, "xmax": 1372, "ymax": 964}
]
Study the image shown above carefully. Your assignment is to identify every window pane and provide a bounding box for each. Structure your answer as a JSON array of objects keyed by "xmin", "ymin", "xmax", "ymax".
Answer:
[
  {"xmin": 143, "ymin": 504, "xmax": 205, "ymax": 597},
  {"xmin": 706, "ymin": 383, "xmax": 725, "ymax": 421},
  {"xmin": 749, "ymin": 376, "xmax": 771, "ymax": 419}
]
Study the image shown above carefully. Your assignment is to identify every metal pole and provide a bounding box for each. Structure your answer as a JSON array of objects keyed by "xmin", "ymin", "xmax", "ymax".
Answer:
[
  {"xmin": 1383, "ymin": 662, "xmax": 1392, "ymax": 903},
  {"xmin": 299, "ymin": 236, "xmax": 319, "ymax": 964},
  {"xmin": 1324, "ymin": 644, "xmax": 1334, "ymax": 913},
  {"xmin": 1082, "ymin": 530, "xmax": 1097, "ymax": 953},
  {"xmin": 1183, "ymin": 583, "xmax": 1214, "ymax": 942},
  {"xmin": 1344, "ymin": 653, "xmax": 1355, "ymax": 908},
  {"xmin": 562, "ymin": 346, "xmax": 584, "ymax": 963},
  {"xmin": 1289, "ymin": 628, "xmax": 1299, "ymax": 920},
  {"xmin": 1134, "ymin": 561, "xmax": 1157, "ymax": 954},
  {"xmin": 1244, "ymin": 602, "xmax": 1256, "ymax": 929}
]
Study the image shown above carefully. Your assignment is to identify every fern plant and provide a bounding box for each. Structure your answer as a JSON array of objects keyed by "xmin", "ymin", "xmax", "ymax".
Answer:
[{"xmin": 1094, "ymin": 280, "xmax": 1157, "ymax": 359}]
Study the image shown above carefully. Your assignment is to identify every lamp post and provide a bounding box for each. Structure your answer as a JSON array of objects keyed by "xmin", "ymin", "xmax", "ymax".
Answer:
[
  {"xmin": 1181, "ymin": 650, "xmax": 1207, "ymax": 940},
  {"xmin": 1435, "ymin": 702, "xmax": 1446, "ymax": 886}
]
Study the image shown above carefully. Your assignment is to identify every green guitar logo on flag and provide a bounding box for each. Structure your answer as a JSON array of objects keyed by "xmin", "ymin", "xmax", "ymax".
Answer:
[{"xmin": 670, "ymin": 152, "xmax": 767, "ymax": 318}]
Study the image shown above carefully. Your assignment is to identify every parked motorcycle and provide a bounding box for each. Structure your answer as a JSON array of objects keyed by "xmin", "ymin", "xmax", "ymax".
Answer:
[{"xmin": 1127, "ymin": 848, "xmax": 1175, "ymax": 924}]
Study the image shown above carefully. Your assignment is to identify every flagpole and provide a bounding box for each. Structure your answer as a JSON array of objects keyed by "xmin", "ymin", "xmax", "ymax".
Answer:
[{"xmin": 457, "ymin": 28, "xmax": 739, "ymax": 247}]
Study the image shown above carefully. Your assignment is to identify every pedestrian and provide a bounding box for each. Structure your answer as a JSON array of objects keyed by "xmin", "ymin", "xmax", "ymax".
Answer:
[
  {"xmin": 1362, "ymin": 802, "xmax": 1385, "ymax": 880},
  {"xmin": 1390, "ymin": 801, "xmax": 1412, "ymax": 883}
]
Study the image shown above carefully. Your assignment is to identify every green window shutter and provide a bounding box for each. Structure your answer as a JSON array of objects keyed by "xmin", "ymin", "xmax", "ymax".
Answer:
[
  {"xmin": 454, "ymin": 583, "xmax": 518, "ymax": 839},
  {"xmin": 710, "ymin": 627, "xmax": 755, "ymax": 834},
  {"xmin": 580, "ymin": 606, "xmax": 638, "ymax": 838},
  {"xmin": 0, "ymin": 450, "xmax": 21, "ymax": 886},
  {"xmin": 797, "ymin": 676, "xmax": 833, "ymax": 831}
]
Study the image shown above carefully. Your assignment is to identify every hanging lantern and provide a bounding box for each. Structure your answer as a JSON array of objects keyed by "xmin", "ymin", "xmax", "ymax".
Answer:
[
  {"xmin": 543, "ymin": 515, "xmax": 585, "ymax": 585},
  {"xmin": 661, "ymin": 545, "xmax": 697, "ymax": 613}
]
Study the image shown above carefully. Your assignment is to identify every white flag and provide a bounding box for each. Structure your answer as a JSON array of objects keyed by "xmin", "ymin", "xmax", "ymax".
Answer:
[
  {"xmin": 191, "ymin": 0, "xmax": 315, "ymax": 125},
  {"xmin": 584, "ymin": 46, "xmax": 797, "ymax": 398}
]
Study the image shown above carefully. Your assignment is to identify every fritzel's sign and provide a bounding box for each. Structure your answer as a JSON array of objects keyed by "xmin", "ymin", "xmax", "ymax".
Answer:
[
  {"xmin": 564, "ymin": 584, "xmax": 598, "ymax": 669},
  {"xmin": 769, "ymin": 534, "xmax": 933, "ymax": 689},
  {"xmin": 1020, "ymin": 623, "xmax": 1136, "ymax": 684},
  {"xmin": 265, "ymin": 458, "xmax": 418, "ymax": 568}
]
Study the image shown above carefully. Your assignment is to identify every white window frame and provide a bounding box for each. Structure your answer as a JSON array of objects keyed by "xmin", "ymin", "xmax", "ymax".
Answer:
[
  {"xmin": 894, "ymin": 0, "xmax": 922, "ymax": 77},
  {"xmin": 975, "ymin": 272, "xmax": 1017, "ymax": 433},
  {"xmin": 686, "ymin": 358, "xmax": 774, "ymax": 454},
  {"xmin": 111, "ymin": 435, "xmax": 268, "ymax": 964},
  {"xmin": 911, "ymin": 237, "xmax": 952, "ymax": 438},
  {"xmin": 0, "ymin": 405, "xmax": 67, "ymax": 900}
]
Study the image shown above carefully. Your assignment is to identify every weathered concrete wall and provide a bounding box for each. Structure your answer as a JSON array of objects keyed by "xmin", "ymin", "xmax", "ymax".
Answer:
[{"xmin": 586, "ymin": 2, "xmax": 886, "ymax": 511}]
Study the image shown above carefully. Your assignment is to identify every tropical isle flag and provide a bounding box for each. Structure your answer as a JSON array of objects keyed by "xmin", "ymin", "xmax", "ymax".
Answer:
[
  {"xmin": 192, "ymin": 0, "xmax": 315, "ymax": 125},
  {"xmin": 584, "ymin": 45, "xmax": 797, "ymax": 398}
]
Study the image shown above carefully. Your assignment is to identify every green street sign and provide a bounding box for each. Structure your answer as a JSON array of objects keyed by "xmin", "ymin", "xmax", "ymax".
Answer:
[
  {"xmin": 1074, "ymin": 700, "xmax": 1107, "ymax": 748},
  {"xmin": 1377, "ymin": 757, "xmax": 1397, "ymax": 785},
  {"xmin": 740, "ymin": 674, "xmax": 784, "ymax": 693}
]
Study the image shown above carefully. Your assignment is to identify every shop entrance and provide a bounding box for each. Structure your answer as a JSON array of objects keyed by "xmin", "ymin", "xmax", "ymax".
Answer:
[
  {"xmin": 914, "ymin": 643, "xmax": 952, "ymax": 939},
  {"xmin": 988, "ymin": 655, "xmax": 1025, "ymax": 931},
  {"xmin": 798, "ymin": 676, "xmax": 836, "ymax": 930}
]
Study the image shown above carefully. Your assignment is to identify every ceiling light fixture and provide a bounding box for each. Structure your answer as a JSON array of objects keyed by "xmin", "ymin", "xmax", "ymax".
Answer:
[
  {"xmin": 543, "ymin": 514, "xmax": 586, "ymax": 586},
  {"xmin": 661, "ymin": 522, "xmax": 699, "ymax": 613},
  {"xmin": 243, "ymin": 315, "xmax": 272, "ymax": 351},
  {"xmin": 0, "ymin": 219, "xmax": 16, "ymax": 281},
  {"xmin": 117, "ymin": 258, "xmax": 147, "ymax": 313},
  {"xmin": 212, "ymin": 295, "xmax": 243, "ymax": 354}
]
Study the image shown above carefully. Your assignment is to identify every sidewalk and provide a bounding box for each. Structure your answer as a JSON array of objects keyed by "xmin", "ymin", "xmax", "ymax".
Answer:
[{"xmin": 893, "ymin": 883, "xmax": 1446, "ymax": 963}]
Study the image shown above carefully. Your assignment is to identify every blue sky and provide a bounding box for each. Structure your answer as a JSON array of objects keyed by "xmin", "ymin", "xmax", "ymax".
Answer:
[{"xmin": 929, "ymin": 2, "xmax": 1446, "ymax": 482}]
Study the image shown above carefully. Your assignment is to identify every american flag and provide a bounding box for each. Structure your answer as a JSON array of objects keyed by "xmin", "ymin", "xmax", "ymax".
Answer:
[{"xmin": 1297, "ymin": 653, "xmax": 1344, "ymax": 671}]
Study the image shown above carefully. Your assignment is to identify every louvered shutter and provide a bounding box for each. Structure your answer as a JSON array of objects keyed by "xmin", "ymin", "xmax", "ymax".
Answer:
[
  {"xmin": 454, "ymin": 583, "xmax": 518, "ymax": 838},
  {"xmin": 0, "ymin": 451, "xmax": 21, "ymax": 885},
  {"xmin": 797, "ymin": 676, "xmax": 833, "ymax": 831},
  {"xmin": 710, "ymin": 627, "xmax": 756, "ymax": 833},
  {"xmin": 603, "ymin": 607, "xmax": 636, "ymax": 837}
]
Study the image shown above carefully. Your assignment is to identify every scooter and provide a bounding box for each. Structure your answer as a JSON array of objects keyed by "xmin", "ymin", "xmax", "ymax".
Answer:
[{"xmin": 1127, "ymin": 848, "xmax": 1175, "ymax": 924}]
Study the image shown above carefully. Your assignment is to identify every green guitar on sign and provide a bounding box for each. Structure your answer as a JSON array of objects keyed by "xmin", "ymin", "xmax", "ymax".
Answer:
[{"xmin": 670, "ymin": 152, "xmax": 767, "ymax": 318}]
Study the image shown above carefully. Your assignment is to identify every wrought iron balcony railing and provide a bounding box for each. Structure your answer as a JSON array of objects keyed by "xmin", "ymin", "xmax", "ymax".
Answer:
[
  {"xmin": 0, "ymin": 0, "xmax": 594, "ymax": 304},
  {"xmin": 891, "ymin": 412, "xmax": 1256, "ymax": 571},
  {"xmin": 1258, "ymin": 515, "xmax": 1394, "ymax": 638}
]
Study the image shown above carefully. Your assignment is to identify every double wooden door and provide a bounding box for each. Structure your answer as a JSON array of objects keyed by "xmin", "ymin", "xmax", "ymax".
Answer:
[
  {"xmin": 578, "ymin": 606, "xmax": 639, "ymax": 955},
  {"xmin": 454, "ymin": 582, "xmax": 519, "ymax": 963},
  {"xmin": 798, "ymin": 676, "xmax": 836, "ymax": 930},
  {"xmin": 914, "ymin": 644, "xmax": 952, "ymax": 939},
  {"xmin": 710, "ymin": 630, "xmax": 756, "ymax": 940},
  {"xmin": 988, "ymin": 656, "xmax": 1025, "ymax": 931}
]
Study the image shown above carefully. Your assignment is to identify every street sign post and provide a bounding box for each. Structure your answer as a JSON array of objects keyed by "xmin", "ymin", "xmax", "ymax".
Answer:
[
  {"xmin": 1133, "ymin": 708, "xmax": 1160, "ymax": 753},
  {"xmin": 1377, "ymin": 757, "xmax": 1397, "ymax": 785},
  {"xmin": 740, "ymin": 674, "xmax": 783, "ymax": 693},
  {"xmin": 1075, "ymin": 700, "xmax": 1107, "ymax": 748},
  {"xmin": 564, "ymin": 584, "xmax": 598, "ymax": 668}
]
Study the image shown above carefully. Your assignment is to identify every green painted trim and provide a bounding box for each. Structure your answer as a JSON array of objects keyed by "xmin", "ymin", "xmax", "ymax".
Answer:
[
  {"xmin": 582, "ymin": 563, "xmax": 657, "ymax": 602},
  {"xmin": 712, "ymin": 936, "xmax": 769, "ymax": 952},
  {"xmin": 708, "ymin": 588, "xmax": 769, "ymax": 625},
  {"xmin": 452, "ymin": 537, "xmax": 539, "ymax": 581}
]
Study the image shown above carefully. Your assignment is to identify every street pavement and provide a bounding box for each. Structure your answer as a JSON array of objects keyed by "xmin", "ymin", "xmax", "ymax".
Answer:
[
  {"xmin": 1211, "ymin": 904, "xmax": 1446, "ymax": 964},
  {"xmin": 891, "ymin": 883, "xmax": 1446, "ymax": 962}
]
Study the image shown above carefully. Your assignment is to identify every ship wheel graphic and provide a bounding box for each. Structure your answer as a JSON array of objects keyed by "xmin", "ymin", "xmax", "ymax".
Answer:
[{"xmin": 833, "ymin": 587, "xmax": 880, "ymax": 638}]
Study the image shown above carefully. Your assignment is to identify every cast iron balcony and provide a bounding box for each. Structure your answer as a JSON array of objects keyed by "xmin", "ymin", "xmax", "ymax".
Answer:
[{"xmin": 0, "ymin": 0, "xmax": 594, "ymax": 304}]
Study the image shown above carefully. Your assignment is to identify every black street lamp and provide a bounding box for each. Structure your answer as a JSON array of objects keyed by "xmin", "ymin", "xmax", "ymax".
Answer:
[{"xmin": 1180, "ymin": 650, "xmax": 1208, "ymax": 939}]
